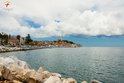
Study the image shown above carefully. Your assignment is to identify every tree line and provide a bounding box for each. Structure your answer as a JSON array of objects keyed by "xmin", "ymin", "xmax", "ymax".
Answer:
[{"xmin": 0, "ymin": 32, "xmax": 32, "ymax": 45}]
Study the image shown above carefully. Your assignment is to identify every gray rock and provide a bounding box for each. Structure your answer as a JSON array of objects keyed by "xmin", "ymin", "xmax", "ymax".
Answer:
[
  {"xmin": 81, "ymin": 81, "xmax": 88, "ymax": 83},
  {"xmin": 52, "ymin": 73, "xmax": 61, "ymax": 78},
  {"xmin": 63, "ymin": 78, "xmax": 77, "ymax": 83},
  {"xmin": 90, "ymin": 80, "xmax": 102, "ymax": 83},
  {"xmin": 0, "ymin": 65, "xmax": 4, "ymax": 76},
  {"xmin": 44, "ymin": 76, "xmax": 62, "ymax": 83},
  {"xmin": 37, "ymin": 67, "xmax": 45, "ymax": 73},
  {"xmin": 1, "ymin": 65, "xmax": 16, "ymax": 81},
  {"xmin": 13, "ymin": 80, "xmax": 23, "ymax": 83},
  {"xmin": 42, "ymin": 71, "xmax": 52, "ymax": 79}
]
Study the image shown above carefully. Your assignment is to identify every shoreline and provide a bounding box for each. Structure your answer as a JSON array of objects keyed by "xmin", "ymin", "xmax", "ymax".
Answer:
[
  {"xmin": 0, "ymin": 64, "xmax": 101, "ymax": 83},
  {"xmin": 0, "ymin": 46, "xmax": 54, "ymax": 53},
  {"xmin": 0, "ymin": 39, "xmax": 81, "ymax": 53},
  {"xmin": 0, "ymin": 47, "xmax": 102, "ymax": 83},
  {"xmin": 0, "ymin": 56, "xmax": 101, "ymax": 83},
  {"xmin": 0, "ymin": 46, "xmax": 81, "ymax": 53},
  {"xmin": 0, "ymin": 46, "xmax": 44, "ymax": 53}
]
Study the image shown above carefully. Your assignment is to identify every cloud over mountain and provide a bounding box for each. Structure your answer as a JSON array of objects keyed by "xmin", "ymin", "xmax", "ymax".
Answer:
[{"xmin": 0, "ymin": 0, "xmax": 124, "ymax": 38}]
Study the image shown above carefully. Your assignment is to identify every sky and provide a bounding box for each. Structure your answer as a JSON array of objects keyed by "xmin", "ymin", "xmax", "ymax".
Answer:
[{"xmin": 0, "ymin": 0, "xmax": 124, "ymax": 46}]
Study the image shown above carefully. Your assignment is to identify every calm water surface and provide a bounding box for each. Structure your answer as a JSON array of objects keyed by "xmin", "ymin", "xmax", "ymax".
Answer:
[{"xmin": 0, "ymin": 47, "xmax": 124, "ymax": 83}]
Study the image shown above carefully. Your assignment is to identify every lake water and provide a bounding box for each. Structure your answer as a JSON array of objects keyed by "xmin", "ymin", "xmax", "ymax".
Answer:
[{"xmin": 0, "ymin": 47, "xmax": 124, "ymax": 83}]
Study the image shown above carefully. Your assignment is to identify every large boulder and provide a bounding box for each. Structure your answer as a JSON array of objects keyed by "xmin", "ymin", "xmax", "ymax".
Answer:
[
  {"xmin": 8, "ymin": 65, "xmax": 31, "ymax": 82},
  {"xmin": 25, "ymin": 69, "xmax": 52, "ymax": 83},
  {"xmin": 0, "ymin": 65, "xmax": 39, "ymax": 83},
  {"xmin": 62, "ymin": 78, "xmax": 77, "ymax": 83},
  {"xmin": 0, "ymin": 65, "xmax": 4, "ymax": 77},
  {"xmin": 13, "ymin": 80, "xmax": 22, "ymax": 83},
  {"xmin": 24, "ymin": 70, "xmax": 38, "ymax": 83},
  {"xmin": 52, "ymin": 73, "xmax": 61, "ymax": 78},
  {"xmin": 41, "ymin": 71, "xmax": 52, "ymax": 79},
  {"xmin": 81, "ymin": 81, "xmax": 88, "ymax": 83},
  {"xmin": 90, "ymin": 80, "xmax": 102, "ymax": 83},
  {"xmin": 37, "ymin": 67, "xmax": 45, "ymax": 73},
  {"xmin": 44, "ymin": 76, "xmax": 62, "ymax": 83},
  {"xmin": 1, "ymin": 65, "xmax": 16, "ymax": 81},
  {"xmin": 32, "ymin": 72, "xmax": 43, "ymax": 81},
  {"xmin": 3, "ymin": 57, "xmax": 30, "ymax": 69}
]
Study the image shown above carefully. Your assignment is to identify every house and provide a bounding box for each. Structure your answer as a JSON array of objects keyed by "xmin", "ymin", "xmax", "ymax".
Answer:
[
  {"xmin": 8, "ymin": 38, "xmax": 19, "ymax": 46},
  {"xmin": 8, "ymin": 37, "xmax": 25, "ymax": 46},
  {"xmin": 20, "ymin": 38, "xmax": 25, "ymax": 45}
]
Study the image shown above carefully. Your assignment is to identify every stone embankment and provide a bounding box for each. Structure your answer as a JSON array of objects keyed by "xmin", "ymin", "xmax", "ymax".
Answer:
[
  {"xmin": 0, "ymin": 65, "xmax": 102, "ymax": 83},
  {"xmin": 0, "ymin": 56, "xmax": 101, "ymax": 83},
  {"xmin": 0, "ymin": 46, "xmax": 28, "ymax": 53},
  {"xmin": 0, "ymin": 46, "xmax": 43, "ymax": 53},
  {"xmin": 0, "ymin": 44, "xmax": 80, "ymax": 53}
]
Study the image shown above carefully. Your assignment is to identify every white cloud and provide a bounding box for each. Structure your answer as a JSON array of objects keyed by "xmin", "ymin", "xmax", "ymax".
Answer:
[{"xmin": 0, "ymin": 0, "xmax": 124, "ymax": 38}]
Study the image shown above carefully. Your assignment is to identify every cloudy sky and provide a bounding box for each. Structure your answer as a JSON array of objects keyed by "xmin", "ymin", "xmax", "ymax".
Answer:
[{"xmin": 0, "ymin": 0, "xmax": 124, "ymax": 46}]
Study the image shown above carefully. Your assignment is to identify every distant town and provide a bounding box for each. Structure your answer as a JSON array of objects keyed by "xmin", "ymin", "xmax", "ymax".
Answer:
[{"xmin": 0, "ymin": 32, "xmax": 81, "ymax": 52}]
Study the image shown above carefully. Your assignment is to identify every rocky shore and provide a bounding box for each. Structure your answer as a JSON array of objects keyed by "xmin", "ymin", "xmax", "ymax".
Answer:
[
  {"xmin": 0, "ymin": 39, "xmax": 81, "ymax": 53},
  {"xmin": 0, "ymin": 46, "xmax": 27, "ymax": 53},
  {"xmin": 0, "ymin": 45, "xmax": 80, "ymax": 53},
  {"xmin": 0, "ymin": 57, "xmax": 102, "ymax": 83},
  {"xmin": 0, "ymin": 46, "xmax": 46, "ymax": 53}
]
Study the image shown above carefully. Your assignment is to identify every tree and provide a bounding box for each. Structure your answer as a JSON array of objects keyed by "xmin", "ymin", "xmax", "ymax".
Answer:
[
  {"xmin": 16, "ymin": 35, "xmax": 21, "ymax": 42},
  {"xmin": 25, "ymin": 34, "xmax": 33, "ymax": 44},
  {"xmin": 0, "ymin": 32, "xmax": 9, "ymax": 45},
  {"xmin": 16, "ymin": 35, "xmax": 21, "ymax": 46},
  {"xmin": 4, "ymin": 34, "xmax": 8, "ymax": 45},
  {"xmin": 8, "ymin": 34, "xmax": 11, "ymax": 38}
]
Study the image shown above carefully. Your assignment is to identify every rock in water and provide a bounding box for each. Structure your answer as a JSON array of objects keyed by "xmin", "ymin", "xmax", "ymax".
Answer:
[
  {"xmin": 44, "ymin": 76, "xmax": 62, "ymax": 83},
  {"xmin": 37, "ymin": 67, "xmax": 44, "ymax": 73},
  {"xmin": 42, "ymin": 71, "xmax": 52, "ymax": 79},
  {"xmin": 63, "ymin": 78, "xmax": 77, "ymax": 83},
  {"xmin": 90, "ymin": 80, "xmax": 102, "ymax": 83},
  {"xmin": 52, "ymin": 73, "xmax": 61, "ymax": 78},
  {"xmin": 81, "ymin": 81, "xmax": 88, "ymax": 83}
]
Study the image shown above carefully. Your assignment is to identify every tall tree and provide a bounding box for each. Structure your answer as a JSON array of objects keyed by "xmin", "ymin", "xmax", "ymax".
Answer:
[
  {"xmin": 16, "ymin": 35, "xmax": 21, "ymax": 42},
  {"xmin": 0, "ymin": 33, "xmax": 2, "ymax": 44},
  {"xmin": 0, "ymin": 33, "xmax": 9, "ymax": 45},
  {"xmin": 8, "ymin": 34, "xmax": 11, "ymax": 38},
  {"xmin": 4, "ymin": 34, "xmax": 8, "ymax": 45},
  {"xmin": 25, "ymin": 34, "xmax": 33, "ymax": 44}
]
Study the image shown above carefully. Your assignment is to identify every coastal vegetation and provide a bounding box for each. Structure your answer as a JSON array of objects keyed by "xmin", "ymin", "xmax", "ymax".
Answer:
[{"xmin": 0, "ymin": 32, "xmax": 9, "ymax": 45}]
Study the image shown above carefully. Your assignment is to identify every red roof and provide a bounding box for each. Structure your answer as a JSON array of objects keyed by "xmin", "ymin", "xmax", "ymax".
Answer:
[{"xmin": 8, "ymin": 38, "xmax": 19, "ymax": 44}]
